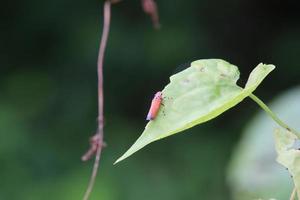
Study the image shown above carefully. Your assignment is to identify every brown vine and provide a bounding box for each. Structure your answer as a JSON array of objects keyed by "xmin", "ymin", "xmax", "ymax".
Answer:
[
  {"xmin": 82, "ymin": 1, "xmax": 112, "ymax": 200},
  {"xmin": 81, "ymin": 0, "xmax": 159, "ymax": 199}
]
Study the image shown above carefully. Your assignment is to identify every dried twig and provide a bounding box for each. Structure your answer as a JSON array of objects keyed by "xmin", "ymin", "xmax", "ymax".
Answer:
[
  {"xmin": 142, "ymin": 0, "xmax": 160, "ymax": 29},
  {"xmin": 82, "ymin": 1, "xmax": 112, "ymax": 200},
  {"xmin": 81, "ymin": 0, "xmax": 160, "ymax": 199}
]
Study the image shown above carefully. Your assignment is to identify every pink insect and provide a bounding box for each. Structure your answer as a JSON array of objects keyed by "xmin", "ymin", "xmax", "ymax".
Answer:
[{"xmin": 146, "ymin": 91, "xmax": 163, "ymax": 120}]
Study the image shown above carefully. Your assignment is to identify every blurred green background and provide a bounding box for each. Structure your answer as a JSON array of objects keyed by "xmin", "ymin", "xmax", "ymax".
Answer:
[{"xmin": 0, "ymin": 0, "xmax": 300, "ymax": 199}]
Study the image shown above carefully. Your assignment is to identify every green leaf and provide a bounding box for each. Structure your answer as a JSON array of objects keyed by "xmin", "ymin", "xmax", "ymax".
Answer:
[
  {"xmin": 115, "ymin": 59, "xmax": 275, "ymax": 164},
  {"xmin": 274, "ymin": 128, "xmax": 300, "ymax": 197}
]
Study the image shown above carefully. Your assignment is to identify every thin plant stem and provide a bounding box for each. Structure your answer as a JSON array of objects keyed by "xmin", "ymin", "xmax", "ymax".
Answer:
[
  {"xmin": 249, "ymin": 93, "xmax": 300, "ymax": 137},
  {"xmin": 290, "ymin": 186, "xmax": 297, "ymax": 200},
  {"xmin": 82, "ymin": 1, "xmax": 111, "ymax": 200}
]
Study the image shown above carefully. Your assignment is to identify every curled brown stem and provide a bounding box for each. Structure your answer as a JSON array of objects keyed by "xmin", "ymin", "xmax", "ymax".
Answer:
[
  {"xmin": 81, "ymin": 0, "xmax": 160, "ymax": 199},
  {"xmin": 82, "ymin": 1, "xmax": 111, "ymax": 200},
  {"xmin": 142, "ymin": 0, "xmax": 160, "ymax": 29}
]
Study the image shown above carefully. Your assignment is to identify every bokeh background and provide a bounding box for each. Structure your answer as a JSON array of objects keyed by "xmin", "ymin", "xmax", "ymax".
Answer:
[{"xmin": 0, "ymin": 0, "xmax": 300, "ymax": 199}]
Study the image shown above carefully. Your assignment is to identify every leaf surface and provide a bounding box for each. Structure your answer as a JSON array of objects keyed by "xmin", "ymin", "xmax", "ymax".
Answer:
[
  {"xmin": 274, "ymin": 128, "xmax": 300, "ymax": 197},
  {"xmin": 115, "ymin": 59, "xmax": 275, "ymax": 163}
]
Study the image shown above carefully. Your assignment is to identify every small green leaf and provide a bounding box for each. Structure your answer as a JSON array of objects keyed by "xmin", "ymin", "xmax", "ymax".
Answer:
[
  {"xmin": 115, "ymin": 59, "xmax": 275, "ymax": 164},
  {"xmin": 274, "ymin": 128, "xmax": 300, "ymax": 197}
]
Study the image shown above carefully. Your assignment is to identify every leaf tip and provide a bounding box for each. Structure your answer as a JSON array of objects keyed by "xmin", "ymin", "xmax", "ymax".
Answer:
[
  {"xmin": 259, "ymin": 63, "xmax": 276, "ymax": 71},
  {"xmin": 113, "ymin": 159, "xmax": 121, "ymax": 165},
  {"xmin": 114, "ymin": 152, "xmax": 131, "ymax": 165}
]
